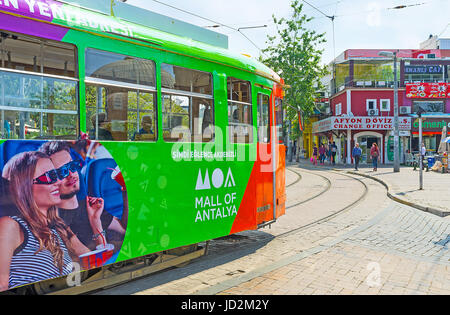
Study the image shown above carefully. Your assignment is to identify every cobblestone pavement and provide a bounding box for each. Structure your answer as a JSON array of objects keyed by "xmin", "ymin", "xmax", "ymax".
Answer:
[
  {"xmin": 302, "ymin": 158, "xmax": 450, "ymax": 216},
  {"xmin": 98, "ymin": 166, "xmax": 450, "ymax": 295}
]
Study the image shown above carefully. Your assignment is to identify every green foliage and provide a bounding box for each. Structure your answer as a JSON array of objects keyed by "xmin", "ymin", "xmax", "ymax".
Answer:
[{"xmin": 261, "ymin": 0, "xmax": 328, "ymax": 136}]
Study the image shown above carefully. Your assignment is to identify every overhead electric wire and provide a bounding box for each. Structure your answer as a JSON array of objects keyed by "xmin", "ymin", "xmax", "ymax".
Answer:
[
  {"xmin": 149, "ymin": 0, "xmax": 267, "ymax": 56},
  {"xmin": 438, "ymin": 23, "xmax": 450, "ymax": 37}
]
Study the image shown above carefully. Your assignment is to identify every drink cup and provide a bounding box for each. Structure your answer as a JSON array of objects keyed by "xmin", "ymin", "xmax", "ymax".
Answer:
[
  {"xmin": 79, "ymin": 244, "xmax": 115, "ymax": 270},
  {"xmin": 111, "ymin": 166, "xmax": 126, "ymax": 189}
]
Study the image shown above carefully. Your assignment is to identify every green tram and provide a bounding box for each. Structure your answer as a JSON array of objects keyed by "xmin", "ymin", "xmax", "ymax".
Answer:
[{"xmin": 0, "ymin": 0, "xmax": 286, "ymax": 294}]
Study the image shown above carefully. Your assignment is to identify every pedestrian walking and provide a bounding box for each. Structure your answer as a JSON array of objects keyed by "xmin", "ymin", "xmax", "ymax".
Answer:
[
  {"xmin": 331, "ymin": 142, "xmax": 337, "ymax": 165},
  {"xmin": 370, "ymin": 143, "xmax": 380, "ymax": 171},
  {"xmin": 352, "ymin": 142, "xmax": 362, "ymax": 170},
  {"xmin": 319, "ymin": 144, "xmax": 326, "ymax": 165},
  {"xmin": 326, "ymin": 142, "xmax": 332, "ymax": 165},
  {"xmin": 312, "ymin": 144, "xmax": 318, "ymax": 165}
]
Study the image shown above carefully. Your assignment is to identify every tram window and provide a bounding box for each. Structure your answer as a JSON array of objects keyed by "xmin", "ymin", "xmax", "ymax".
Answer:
[
  {"xmin": 85, "ymin": 85, "xmax": 157, "ymax": 142},
  {"xmin": 161, "ymin": 64, "xmax": 212, "ymax": 95},
  {"xmin": 85, "ymin": 48, "xmax": 155, "ymax": 87},
  {"xmin": 1, "ymin": 33, "xmax": 41, "ymax": 73},
  {"xmin": 1, "ymin": 32, "xmax": 77, "ymax": 78},
  {"xmin": 42, "ymin": 42, "xmax": 77, "ymax": 77},
  {"xmin": 161, "ymin": 63, "xmax": 214, "ymax": 142},
  {"xmin": 0, "ymin": 32, "xmax": 78, "ymax": 140},
  {"xmin": 227, "ymin": 77, "xmax": 252, "ymax": 143},
  {"xmin": 85, "ymin": 48, "xmax": 157, "ymax": 142},
  {"xmin": 257, "ymin": 93, "xmax": 270, "ymax": 143},
  {"xmin": 275, "ymin": 97, "xmax": 284, "ymax": 144}
]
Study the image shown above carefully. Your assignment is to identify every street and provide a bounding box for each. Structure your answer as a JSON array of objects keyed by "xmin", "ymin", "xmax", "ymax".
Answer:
[{"xmin": 97, "ymin": 163, "xmax": 450, "ymax": 295}]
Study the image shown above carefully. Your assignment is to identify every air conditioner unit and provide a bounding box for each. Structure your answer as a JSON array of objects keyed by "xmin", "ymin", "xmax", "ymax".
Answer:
[
  {"xmin": 400, "ymin": 106, "xmax": 411, "ymax": 114},
  {"xmin": 368, "ymin": 109, "xmax": 379, "ymax": 116}
]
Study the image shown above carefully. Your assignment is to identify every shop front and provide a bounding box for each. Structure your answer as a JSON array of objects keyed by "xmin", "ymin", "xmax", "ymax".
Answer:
[
  {"xmin": 410, "ymin": 115, "xmax": 450, "ymax": 153},
  {"xmin": 313, "ymin": 116, "xmax": 411, "ymax": 164},
  {"xmin": 354, "ymin": 131, "xmax": 382, "ymax": 165}
]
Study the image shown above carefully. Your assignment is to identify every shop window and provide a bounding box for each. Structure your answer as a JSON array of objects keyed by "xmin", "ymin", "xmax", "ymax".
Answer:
[
  {"xmin": 413, "ymin": 101, "xmax": 444, "ymax": 114},
  {"xmin": 366, "ymin": 99, "xmax": 377, "ymax": 110},
  {"xmin": 335, "ymin": 103, "xmax": 342, "ymax": 115},
  {"xmin": 380, "ymin": 99, "xmax": 390, "ymax": 112}
]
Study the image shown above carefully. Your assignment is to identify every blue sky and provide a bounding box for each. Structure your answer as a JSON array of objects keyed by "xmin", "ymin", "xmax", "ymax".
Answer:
[{"xmin": 125, "ymin": 0, "xmax": 450, "ymax": 64}]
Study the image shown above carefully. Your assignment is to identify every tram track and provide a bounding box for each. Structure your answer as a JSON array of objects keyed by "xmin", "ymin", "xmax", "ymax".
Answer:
[
  {"xmin": 285, "ymin": 167, "xmax": 302, "ymax": 188},
  {"xmin": 96, "ymin": 166, "xmax": 375, "ymax": 295},
  {"xmin": 285, "ymin": 167, "xmax": 332, "ymax": 210},
  {"xmin": 276, "ymin": 167, "xmax": 369, "ymax": 239}
]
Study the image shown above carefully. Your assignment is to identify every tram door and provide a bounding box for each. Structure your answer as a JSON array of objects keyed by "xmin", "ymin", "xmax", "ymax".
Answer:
[{"xmin": 256, "ymin": 89, "xmax": 274, "ymax": 225}]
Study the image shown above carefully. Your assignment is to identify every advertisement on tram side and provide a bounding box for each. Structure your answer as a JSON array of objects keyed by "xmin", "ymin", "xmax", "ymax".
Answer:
[
  {"xmin": 0, "ymin": 0, "xmax": 281, "ymax": 292},
  {"xmin": 0, "ymin": 139, "xmax": 128, "ymax": 291},
  {"xmin": 0, "ymin": 137, "xmax": 258, "ymax": 292}
]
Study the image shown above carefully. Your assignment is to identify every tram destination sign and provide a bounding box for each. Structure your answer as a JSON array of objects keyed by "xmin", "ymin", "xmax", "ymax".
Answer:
[{"xmin": 313, "ymin": 116, "xmax": 411, "ymax": 133}]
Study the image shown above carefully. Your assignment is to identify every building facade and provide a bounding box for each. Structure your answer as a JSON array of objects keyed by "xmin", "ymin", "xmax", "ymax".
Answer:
[{"xmin": 313, "ymin": 44, "xmax": 450, "ymax": 165}]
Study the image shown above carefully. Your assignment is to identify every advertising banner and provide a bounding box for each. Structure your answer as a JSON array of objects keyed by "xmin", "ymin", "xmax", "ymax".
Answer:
[
  {"xmin": 0, "ymin": 140, "xmax": 128, "ymax": 291},
  {"xmin": 406, "ymin": 83, "xmax": 449, "ymax": 99}
]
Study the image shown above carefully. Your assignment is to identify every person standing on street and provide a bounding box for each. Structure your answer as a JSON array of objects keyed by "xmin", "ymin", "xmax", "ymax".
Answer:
[
  {"xmin": 370, "ymin": 143, "xmax": 380, "ymax": 172},
  {"xmin": 312, "ymin": 144, "xmax": 318, "ymax": 165},
  {"xmin": 352, "ymin": 142, "xmax": 362, "ymax": 171},
  {"xmin": 421, "ymin": 142, "xmax": 427, "ymax": 170},
  {"xmin": 319, "ymin": 144, "xmax": 326, "ymax": 165},
  {"xmin": 331, "ymin": 142, "xmax": 337, "ymax": 165}
]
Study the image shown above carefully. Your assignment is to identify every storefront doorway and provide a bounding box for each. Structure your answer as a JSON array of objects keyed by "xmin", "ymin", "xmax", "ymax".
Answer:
[{"xmin": 357, "ymin": 136, "xmax": 380, "ymax": 164}]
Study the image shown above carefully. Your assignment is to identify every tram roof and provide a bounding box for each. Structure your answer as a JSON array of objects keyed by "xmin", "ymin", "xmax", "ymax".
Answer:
[
  {"xmin": 59, "ymin": 0, "xmax": 230, "ymax": 50},
  {"xmin": 0, "ymin": 0, "xmax": 280, "ymax": 84}
]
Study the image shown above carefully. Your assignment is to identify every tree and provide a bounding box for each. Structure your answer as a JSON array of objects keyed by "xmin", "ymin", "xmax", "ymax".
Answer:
[{"xmin": 261, "ymin": 0, "xmax": 328, "ymax": 136}]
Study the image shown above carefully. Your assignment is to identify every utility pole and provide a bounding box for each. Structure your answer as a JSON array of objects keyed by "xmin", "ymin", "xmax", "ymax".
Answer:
[
  {"xmin": 393, "ymin": 51, "xmax": 400, "ymax": 172},
  {"xmin": 419, "ymin": 113, "xmax": 423, "ymax": 190},
  {"xmin": 378, "ymin": 51, "xmax": 400, "ymax": 172},
  {"xmin": 287, "ymin": 119, "xmax": 292, "ymax": 162}
]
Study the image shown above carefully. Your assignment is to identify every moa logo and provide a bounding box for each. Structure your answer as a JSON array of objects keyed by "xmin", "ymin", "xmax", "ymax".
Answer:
[{"xmin": 195, "ymin": 168, "xmax": 235, "ymax": 190}]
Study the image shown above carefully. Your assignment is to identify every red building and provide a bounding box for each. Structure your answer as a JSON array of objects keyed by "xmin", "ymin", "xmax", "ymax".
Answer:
[{"xmin": 313, "ymin": 46, "xmax": 450, "ymax": 165}]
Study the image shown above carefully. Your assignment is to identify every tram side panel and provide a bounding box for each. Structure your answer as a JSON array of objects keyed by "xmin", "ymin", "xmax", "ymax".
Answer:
[{"xmin": 276, "ymin": 144, "xmax": 287, "ymax": 218}]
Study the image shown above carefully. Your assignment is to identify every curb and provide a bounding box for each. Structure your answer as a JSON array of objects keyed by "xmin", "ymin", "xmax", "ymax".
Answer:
[
  {"xmin": 345, "ymin": 171, "xmax": 450, "ymax": 218},
  {"xmin": 291, "ymin": 162, "xmax": 450, "ymax": 217}
]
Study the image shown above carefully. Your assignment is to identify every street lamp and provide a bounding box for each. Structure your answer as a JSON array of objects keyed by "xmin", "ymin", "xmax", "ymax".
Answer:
[{"xmin": 378, "ymin": 51, "xmax": 400, "ymax": 172}]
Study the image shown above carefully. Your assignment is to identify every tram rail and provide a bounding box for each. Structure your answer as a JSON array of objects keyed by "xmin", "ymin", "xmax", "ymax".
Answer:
[
  {"xmin": 278, "ymin": 167, "xmax": 369, "ymax": 239},
  {"xmin": 93, "ymin": 166, "xmax": 374, "ymax": 295}
]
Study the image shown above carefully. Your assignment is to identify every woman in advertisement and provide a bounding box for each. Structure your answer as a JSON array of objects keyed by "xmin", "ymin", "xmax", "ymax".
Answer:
[{"xmin": 0, "ymin": 151, "xmax": 104, "ymax": 291}]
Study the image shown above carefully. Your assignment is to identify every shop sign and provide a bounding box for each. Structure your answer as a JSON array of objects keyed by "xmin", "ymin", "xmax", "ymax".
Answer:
[
  {"xmin": 404, "ymin": 65, "xmax": 444, "ymax": 74},
  {"xmin": 406, "ymin": 83, "xmax": 449, "ymax": 99},
  {"xmin": 312, "ymin": 117, "xmax": 332, "ymax": 133},
  {"xmin": 411, "ymin": 118, "xmax": 450, "ymax": 131},
  {"xmin": 313, "ymin": 116, "xmax": 411, "ymax": 133}
]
